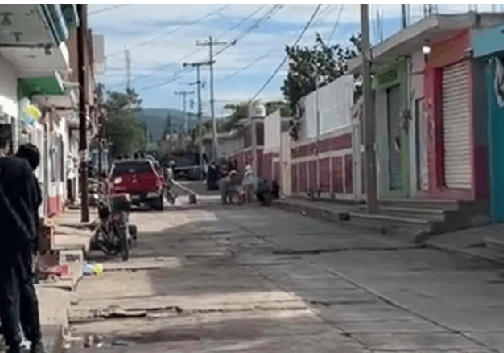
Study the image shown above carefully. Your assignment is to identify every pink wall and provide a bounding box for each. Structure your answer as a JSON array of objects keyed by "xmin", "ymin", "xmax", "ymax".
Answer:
[{"xmin": 424, "ymin": 29, "xmax": 473, "ymax": 200}]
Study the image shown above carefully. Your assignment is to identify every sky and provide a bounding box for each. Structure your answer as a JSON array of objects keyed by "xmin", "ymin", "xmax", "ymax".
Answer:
[{"xmin": 89, "ymin": 4, "xmax": 501, "ymax": 117}]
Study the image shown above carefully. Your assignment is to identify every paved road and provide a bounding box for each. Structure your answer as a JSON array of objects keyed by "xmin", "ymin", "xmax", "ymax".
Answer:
[{"xmin": 66, "ymin": 190, "xmax": 504, "ymax": 352}]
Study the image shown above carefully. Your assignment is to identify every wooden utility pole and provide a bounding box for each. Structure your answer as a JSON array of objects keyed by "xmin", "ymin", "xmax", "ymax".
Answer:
[
  {"xmin": 197, "ymin": 37, "xmax": 228, "ymax": 162},
  {"xmin": 77, "ymin": 4, "xmax": 89, "ymax": 222},
  {"xmin": 361, "ymin": 4, "xmax": 378, "ymax": 214}
]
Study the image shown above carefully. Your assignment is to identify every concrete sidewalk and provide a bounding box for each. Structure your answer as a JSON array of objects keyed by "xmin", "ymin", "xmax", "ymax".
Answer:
[
  {"xmin": 274, "ymin": 197, "xmax": 504, "ymax": 266},
  {"xmin": 36, "ymin": 287, "xmax": 74, "ymax": 353},
  {"xmin": 35, "ymin": 208, "xmax": 96, "ymax": 352},
  {"xmin": 427, "ymin": 224, "xmax": 504, "ymax": 266}
]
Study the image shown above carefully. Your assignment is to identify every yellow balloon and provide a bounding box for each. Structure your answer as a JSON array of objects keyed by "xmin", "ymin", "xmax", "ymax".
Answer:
[
  {"xmin": 93, "ymin": 264, "xmax": 103, "ymax": 275},
  {"xmin": 27, "ymin": 105, "xmax": 41, "ymax": 119}
]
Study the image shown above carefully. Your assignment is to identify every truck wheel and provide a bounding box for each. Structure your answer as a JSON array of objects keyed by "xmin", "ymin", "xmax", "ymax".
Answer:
[{"xmin": 152, "ymin": 196, "xmax": 164, "ymax": 211}]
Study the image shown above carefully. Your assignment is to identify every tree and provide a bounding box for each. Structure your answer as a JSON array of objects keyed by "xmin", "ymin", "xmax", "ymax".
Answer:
[
  {"xmin": 218, "ymin": 100, "xmax": 292, "ymax": 133},
  {"xmin": 103, "ymin": 88, "xmax": 146, "ymax": 155},
  {"xmin": 281, "ymin": 33, "xmax": 361, "ymax": 111}
]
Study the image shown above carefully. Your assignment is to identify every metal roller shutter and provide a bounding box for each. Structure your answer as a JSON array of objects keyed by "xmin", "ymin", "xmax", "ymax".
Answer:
[{"xmin": 442, "ymin": 60, "xmax": 471, "ymax": 189}]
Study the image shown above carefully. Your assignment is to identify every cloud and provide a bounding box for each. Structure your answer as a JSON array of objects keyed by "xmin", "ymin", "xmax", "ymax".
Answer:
[{"xmin": 90, "ymin": 4, "xmax": 492, "ymax": 108}]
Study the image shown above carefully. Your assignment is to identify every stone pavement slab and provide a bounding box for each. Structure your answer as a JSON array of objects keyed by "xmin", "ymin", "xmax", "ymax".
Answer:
[{"xmin": 36, "ymin": 286, "xmax": 73, "ymax": 353}]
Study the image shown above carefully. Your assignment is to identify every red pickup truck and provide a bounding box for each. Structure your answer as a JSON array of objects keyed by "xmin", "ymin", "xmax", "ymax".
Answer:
[{"xmin": 109, "ymin": 159, "xmax": 165, "ymax": 211}]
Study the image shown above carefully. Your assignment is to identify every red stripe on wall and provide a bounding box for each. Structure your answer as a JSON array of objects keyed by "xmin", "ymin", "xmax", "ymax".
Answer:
[
  {"xmin": 292, "ymin": 163, "xmax": 297, "ymax": 193},
  {"xmin": 345, "ymin": 154, "xmax": 353, "ymax": 193},
  {"xmin": 319, "ymin": 157, "xmax": 330, "ymax": 191},
  {"xmin": 309, "ymin": 160, "xmax": 317, "ymax": 191},
  {"xmin": 332, "ymin": 157, "xmax": 343, "ymax": 193},
  {"xmin": 299, "ymin": 162, "xmax": 307, "ymax": 192}
]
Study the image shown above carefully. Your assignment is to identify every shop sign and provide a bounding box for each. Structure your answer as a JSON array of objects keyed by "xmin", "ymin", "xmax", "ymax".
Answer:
[{"xmin": 377, "ymin": 68, "xmax": 398, "ymax": 86}]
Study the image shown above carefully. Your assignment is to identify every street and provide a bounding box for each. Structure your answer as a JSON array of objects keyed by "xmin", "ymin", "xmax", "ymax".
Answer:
[{"xmin": 65, "ymin": 184, "xmax": 504, "ymax": 353}]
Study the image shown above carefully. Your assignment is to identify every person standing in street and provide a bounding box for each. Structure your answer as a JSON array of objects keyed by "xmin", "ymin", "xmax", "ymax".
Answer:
[{"xmin": 0, "ymin": 138, "xmax": 44, "ymax": 353}]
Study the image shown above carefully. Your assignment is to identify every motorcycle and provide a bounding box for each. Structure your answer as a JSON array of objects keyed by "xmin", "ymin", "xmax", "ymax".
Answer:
[{"xmin": 91, "ymin": 194, "xmax": 136, "ymax": 261}]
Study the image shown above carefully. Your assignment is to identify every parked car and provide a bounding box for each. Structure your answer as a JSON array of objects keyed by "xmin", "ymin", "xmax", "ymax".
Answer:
[{"xmin": 108, "ymin": 159, "xmax": 164, "ymax": 211}]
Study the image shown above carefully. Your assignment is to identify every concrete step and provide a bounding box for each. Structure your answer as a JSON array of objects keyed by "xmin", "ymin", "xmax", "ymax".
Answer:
[
  {"xmin": 378, "ymin": 198, "xmax": 460, "ymax": 211},
  {"xmin": 357, "ymin": 205, "xmax": 449, "ymax": 222}
]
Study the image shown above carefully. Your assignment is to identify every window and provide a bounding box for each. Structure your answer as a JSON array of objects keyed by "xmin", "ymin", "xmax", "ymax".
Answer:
[{"xmin": 112, "ymin": 161, "xmax": 152, "ymax": 176}]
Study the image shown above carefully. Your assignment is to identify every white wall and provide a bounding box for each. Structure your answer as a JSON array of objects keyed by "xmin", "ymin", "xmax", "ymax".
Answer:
[
  {"xmin": 217, "ymin": 136, "xmax": 241, "ymax": 159},
  {"xmin": 0, "ymin": 55, "xmax": 19, "ymax": 119},
  {"xmin": 264, "ymin": 109, "xmax": 281, "ymax": 151},
  {"xmin": 0, "ymin": 54, "xmax": 19, "ymax": 150},
  {"xmin": 301, "ymin": 75, "xmax": 354, "ymax": 140}
]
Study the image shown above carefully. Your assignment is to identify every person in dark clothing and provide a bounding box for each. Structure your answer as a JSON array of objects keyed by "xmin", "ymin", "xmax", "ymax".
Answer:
[
  {"xmin": 16, "ymin": 143, "xmax": 43, "ymax": 251},
  {"xmin": 0, "ymin": 139, "xmax": 44, "ymax": 353}
]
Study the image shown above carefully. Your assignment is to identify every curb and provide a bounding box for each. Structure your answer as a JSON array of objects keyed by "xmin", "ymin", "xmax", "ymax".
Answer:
[{"xmin": 426, "ymin": 242, "xmax": 504, "ymax": 267}]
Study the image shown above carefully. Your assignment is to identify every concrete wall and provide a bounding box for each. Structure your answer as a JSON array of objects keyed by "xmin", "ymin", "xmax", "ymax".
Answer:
[
  {"xmin": 264, "ymin": 110, "xmax": 281, "ymax": 151},
  {"xmin": 409, "ymin": 49, "xmax": 429, "ymax": 195},
  {"xmin": 0, "ymin": 55, "xmax": 19, "ymax": 119},
  {"xmin": 0, "ymin": 55, "xmax": 19, "ymax": 151},
  {"xmin": 301, "ymin": 75, "xmax": 353, "ymax": 139},
  {"xmin": 217, "ymin": 136, "xmax": 241, "ymax": 160}
]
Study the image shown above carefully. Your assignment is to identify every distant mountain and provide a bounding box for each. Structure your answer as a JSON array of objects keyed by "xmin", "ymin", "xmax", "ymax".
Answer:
[{"xmin": 137, "ymin": 108, "xmax": 210, "ymax": 142}]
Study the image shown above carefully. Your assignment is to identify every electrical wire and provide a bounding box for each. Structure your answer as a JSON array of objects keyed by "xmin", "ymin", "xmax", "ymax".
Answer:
[
  {"xmin": 227, "ymin": 4, "xmax": 268, "ymax": 32},
  {"xmin": 89, "ymin": 5, "xmax": 130, "ymax": 16},
  {"xmin": 249, "ymin": 4, "xmax": 322, "ymax": 103},
  {"xmin": 214, "ymin": 4, "xmax": 284, "ymax": 57},
  {"xmin": 105, "ymin": 5, "xmax": 232, "ymax": 58},
  {"xmin": 107, "ymin": 48, "xmax": 203, "ymax": 90},
  {"xmin": 328, "ymin": 4, "xmax": 345, "ymax": 44},
  {"xmin": 138, "ymin": 67, "xmax": 193, "ymax": 92},
  {"xmin": 218, "ymin": 52, "xmax": 272, "ymax": 82}
]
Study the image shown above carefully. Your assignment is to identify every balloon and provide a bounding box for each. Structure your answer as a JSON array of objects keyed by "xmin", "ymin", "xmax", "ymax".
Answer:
[{"xmin": 27, "ymin": 105, "xmax": 41, "ymax": 119}]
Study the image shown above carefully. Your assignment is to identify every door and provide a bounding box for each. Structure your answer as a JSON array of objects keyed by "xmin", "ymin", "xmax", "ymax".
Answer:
[
  {"xmin": 386, "ymin": 85, "xmax": 403, "ymax": 191},
  {"xmin": 442, "ymin": 60, "xmax": 472, "ymax": 190}
]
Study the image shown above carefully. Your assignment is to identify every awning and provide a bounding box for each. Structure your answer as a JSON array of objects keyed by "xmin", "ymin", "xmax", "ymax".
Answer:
[{"xmin": 19, "ymin": 71, "xmax": 65, "ymax": 97}]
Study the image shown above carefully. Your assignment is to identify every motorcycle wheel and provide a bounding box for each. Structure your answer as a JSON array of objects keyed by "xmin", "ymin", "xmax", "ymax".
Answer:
[{"xmin": 115, "ymin": 225, "xmax": 130, "ymax": 261}]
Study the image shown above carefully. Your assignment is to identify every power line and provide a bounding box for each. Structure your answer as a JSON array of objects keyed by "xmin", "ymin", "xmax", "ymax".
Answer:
[
  {"xmin": 89, "ymin": 5, "xmax": 130, "ymax": 16},
  {"xmin": 138, "ymin": 67, "xmax": 193, "ymax": 92},
  {"xmin": 214, "ymin": 4, "xmax": 284, "ymax": 57},
  {"xmin": 107, "ymin": 48, "xmax": 203, "ymax": 90},
  {"xmin": 105, "ymin": 5, "xmax": 231, "ymax": 58},
  {"xmin": 249, "ymin": 4, "xmax": 322, "ymax": 103},
  {"xmin": 219, "ymin": 52, "xmax": 273, "ymax": 83},
  {"xmin": 227, "ymin": 4, "xmax": 268, "ymax": 32},
  {"xmin": 328, "ymin": 4, "xmax": 345, "ymax": 44}
]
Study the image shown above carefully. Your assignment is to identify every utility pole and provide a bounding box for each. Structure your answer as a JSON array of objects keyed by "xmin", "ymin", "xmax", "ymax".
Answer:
[
  {"xmin": 125, "ymin": 46, "xmax": 131, "ymax": 91},
  {"xmin": 361, "ymin": 4, "xmax": 378, "ymax": 214},
  {"xmin": 196, "ymin": 36, "xmax": 230, "ymax": 162},
  {"xmin": 184, "ymin": 61, "xmax": 212, "ymax": 173},
  {"xmin": 175, "ymin": 90, "xmax": 194, "ymax": 136},
  {"xmin": 77, "ymin": 4, "xmax": 89, "ymax": 222}
]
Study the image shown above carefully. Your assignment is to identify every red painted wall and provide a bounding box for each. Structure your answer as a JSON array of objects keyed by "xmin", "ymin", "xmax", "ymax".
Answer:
[
  {"xmin": 332, "ymin": 157, "xmax": 343, "ymax": 193},
  {"xmin": 345, "ymin": 155, "xmax": 353, "ymax": 193},
  {"xmin": 319, "ymin": 157, "xmax": 330, "ymax": 191},
  {"xmin": 424, "ymin": 29, "xmax": 473, "ymax": 200},
  {"xmin": 47, "ymin": 195, "xmax": 62, "ymax": 218}
]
